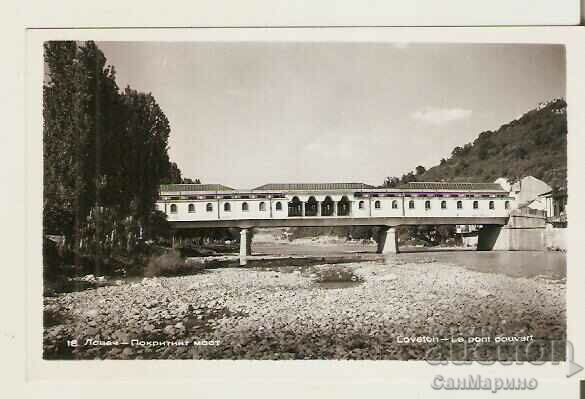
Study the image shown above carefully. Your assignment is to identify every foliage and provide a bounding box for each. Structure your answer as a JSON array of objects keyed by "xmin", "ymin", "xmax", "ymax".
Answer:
[
  {"xmin": 400, "ymin": 225, "xmax": 460, "ymax": 247},
  {"xmin": 43, "ymin": 41, "xmax": 187, "ymax": 274},
  {"xmin": 144, "ymin": 250, "xmax": 205, "ymax": 277},
  {"xmin": 383, "ymin": 176, "xmax": 400, "ymax": 188},
  {"xmin": 287, "ymin": 226, "xmax": 377, "ymax": 241},
  {"xmin": 315, "ymin": 266, "xmax": 363, "ymax": 283}
]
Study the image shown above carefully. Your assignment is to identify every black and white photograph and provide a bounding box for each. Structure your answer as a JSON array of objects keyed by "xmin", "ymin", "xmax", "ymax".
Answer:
[{"xmin": 42, "ymin": 40, "xmax": 567, "ymax": 361}]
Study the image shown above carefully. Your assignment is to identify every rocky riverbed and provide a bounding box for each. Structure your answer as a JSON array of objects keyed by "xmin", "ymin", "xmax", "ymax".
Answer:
[{"xmin": 43, "ymin": 256, "xmax": 565, "ymax": 360}]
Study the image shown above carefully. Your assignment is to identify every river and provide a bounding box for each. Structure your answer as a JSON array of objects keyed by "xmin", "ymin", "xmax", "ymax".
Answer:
[{"xmin": 252, "ymin": 241, "xmax": 566, "ymax": 280}]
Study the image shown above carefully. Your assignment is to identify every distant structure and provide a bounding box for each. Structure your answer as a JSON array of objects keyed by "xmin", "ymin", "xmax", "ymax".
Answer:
[{"xmin": 494, "ymin": 176, "xmax": 551, "ymax": 207}]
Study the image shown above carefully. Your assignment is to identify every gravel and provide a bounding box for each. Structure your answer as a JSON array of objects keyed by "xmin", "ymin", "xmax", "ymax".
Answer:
[{"xmin": 43, "ymin": 258, "xmax": 565, "ymax": 360}]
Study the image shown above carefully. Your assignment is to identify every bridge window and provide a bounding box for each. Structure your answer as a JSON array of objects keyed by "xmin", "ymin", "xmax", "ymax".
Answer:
[
  {"xmin": 392, "ymin": 200, "xmax": 398, "ymax": 209},
  {"xmin": 441, "ymin": 200, "xmax": 447, "ymax": 209},
  {"xmin": 408, "ymin": 200, "xmax": 415, "ymax": 209},
  {"xmin": 259, "ymin": 202, "xmax": 266, "ymax": 211},
  {"xmin": 358, "ymin": 200, "xmax": 365, "ymax": 209},
  {"xmin": 457, "ymin": 200, "xmax": 463, "ymax": 209},
  {"xmin": 206, "ymin": 203, "xmax": 213, "ymax": 212},
  {"xmin": 374, "ymin": 200, "xmax": 381, "ymax": 209},
  {"xmin": 242, "ymin": 202, "xmax": 249, "ymax": 212},
  {"xmin": 322, "ymin": 196, "xmax": 334, "ymax": 216},
  {"xmin": 505, "ymin": 201, "xmax": 510, "ymax": 210},
  {"xmin": 188, "ymin": 203, "xmax": 195, "ymax": 213},
  {"xmin": 288, "ymin": 196, "xmax": 303, "ymax": 217},
  {"xmin": 224, "ymin": 202, "xmax": 231, "ymax": 212},
  {"xmin": 489, "ymin": 201, "xmax": 495, "ymax": 210},
  {"xmin": 306, "ymin": 196, "xmax": 319, "ymax": 216},
  {"xmin": 170, "ymin": 204, "xmax": 177, "ymax": 213},
  {"xmin": 425, "ymin": 200, "xmax": 431, "ymax": 210},
  {"xmin": 338, "ymin": 196, "xmax": 351, "ymax": 216},
  {"xmin": 275, "ymin": 201, "xmax": 282, "ymax": 211},
  {"xmin": 473, "ymin": 201, "xmax": 479, "ymax": 209}
]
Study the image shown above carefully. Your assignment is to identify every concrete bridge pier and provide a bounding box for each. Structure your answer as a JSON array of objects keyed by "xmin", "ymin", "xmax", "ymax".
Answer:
[
  {"xmin": 477, "ymin": 225, "xmax": 503, "ymax": 251},
  {"xmin": 239, "ymin": 228, "xmax": 254, "ymax": 265},
  {"xmin": 376, "ymin": 226, "xmax": 399, "ymax": 254}
]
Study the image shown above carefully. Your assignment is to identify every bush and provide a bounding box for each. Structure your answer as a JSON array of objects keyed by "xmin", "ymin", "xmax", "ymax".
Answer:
[
  {"xmin": 144, "ymin": 250, "xmax": 204, "ymax": 277},
  {"xmin": 315, "ymin": 266, "xmax": 362, "ymax": 283}
]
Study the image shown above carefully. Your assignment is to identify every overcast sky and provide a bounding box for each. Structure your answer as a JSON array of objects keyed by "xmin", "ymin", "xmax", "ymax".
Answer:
[{"xmin": 97, "ymin": 42, "xmax": 565, "ymax": 189}]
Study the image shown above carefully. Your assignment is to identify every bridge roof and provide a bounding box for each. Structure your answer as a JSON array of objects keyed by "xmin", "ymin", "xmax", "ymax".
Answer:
[
  {"xmin": 253, "ymin": 182, "xmax": 375, "ymax": 191},
  {"xmin": 160, "ymin": 183, "xmax": 234, "ymax": 192},
  {"xmin": 398, "ymin": 182, "xmax": 506, "ymax": 192}
]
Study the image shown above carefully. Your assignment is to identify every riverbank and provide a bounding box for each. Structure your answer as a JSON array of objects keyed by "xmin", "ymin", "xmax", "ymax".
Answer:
[{"xmin": 43, "ymin": 254, "xmax": 565, "ymax": 360}]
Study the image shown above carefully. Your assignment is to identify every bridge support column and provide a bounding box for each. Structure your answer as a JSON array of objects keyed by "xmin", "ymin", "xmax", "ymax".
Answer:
[
  {"xmin": 477, "ymin": 225, "xmax": 504, "ymax": 251},
  {"xmin": 240, "ymin": 228, "xmax": 250, "ymax": 266},
  {"xmin": 377, "ymin": 227, "xmax": 399, "ymax": 254}
]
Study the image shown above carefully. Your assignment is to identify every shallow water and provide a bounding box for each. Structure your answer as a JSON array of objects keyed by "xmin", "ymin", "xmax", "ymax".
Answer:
[
  {"xmin": 254, "ymin": 241, "xmax": 566, "ymax": 280},
  {"xmin": 395, "ymin": 249, "xmax": 566, "ymax": 280},
  {"xmin": 316, "ymin": 281, "xmax": 363, "ymax": 289}
]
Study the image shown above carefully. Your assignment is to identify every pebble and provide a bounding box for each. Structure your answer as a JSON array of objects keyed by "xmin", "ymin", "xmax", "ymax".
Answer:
[{"xmin": 43, "ymin": 260, "xmax": 565, "ymax": 360}]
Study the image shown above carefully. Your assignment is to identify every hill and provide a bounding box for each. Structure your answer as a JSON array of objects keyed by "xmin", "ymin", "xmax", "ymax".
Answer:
[{"xmin": 387, "ymin": 98, "xmax": 567, "ymax": 190}]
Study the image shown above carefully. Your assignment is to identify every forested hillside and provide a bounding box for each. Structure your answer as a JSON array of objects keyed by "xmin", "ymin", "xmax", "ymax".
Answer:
[{"xmin": 384, "ymin": 99, "xmax": 567, "ymax": 190}]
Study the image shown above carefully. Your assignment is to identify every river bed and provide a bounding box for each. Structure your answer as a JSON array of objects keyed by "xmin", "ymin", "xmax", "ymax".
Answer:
[{"xmin": 43, "ymin": 241, "xmax": 566, "ymax": 360}]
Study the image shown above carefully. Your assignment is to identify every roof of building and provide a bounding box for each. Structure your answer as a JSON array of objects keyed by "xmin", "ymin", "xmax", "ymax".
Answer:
[
  {"xmin": 160, "ymin": 183, "xmax": 234, "ymax": 192},
  {"xmin": 398, "ymin": 181, "xmax": 506, "ymax": 191},
  {"xmin": 253, "ymin": 182, "xmax": 375, "ymax": 191}
]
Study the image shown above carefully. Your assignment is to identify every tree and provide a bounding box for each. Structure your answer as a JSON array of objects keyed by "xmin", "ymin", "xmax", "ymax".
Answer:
[
  {"xmin": 415, "ymin": 165, "xmax": 426, "ymax": 175},
  {"xmin": 161, "ymin": 162, "xmax": 182, "ymax": 184},
  {"xmin": 44, "ymin": 41, "xmax": 179, "ymax": 274},
  {"xmin": 400, "ymin": 171, "xmax": 417, "ymax": 184},
  {"xmin": 383, "ymin": 176, "xmax": 400, "ymax": 188},
  {"xmin": 120, "ymin": 87, "xmax": 172, "ymax": 223}
]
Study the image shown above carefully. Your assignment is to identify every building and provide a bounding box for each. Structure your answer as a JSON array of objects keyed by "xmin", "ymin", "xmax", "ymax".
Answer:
[
  {"xmin": 155, "ymin": 181, "xmax": 514, "ymax": 223},
  {"xmin": 538, "ymin": 188, "xmax": 568, "ymax": 227}
]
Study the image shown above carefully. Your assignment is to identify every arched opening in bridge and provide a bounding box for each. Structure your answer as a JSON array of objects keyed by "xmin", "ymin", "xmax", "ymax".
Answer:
[
  {"xmin": 259, "ymin": 202, "xmax": 266, "ymax": 212},
  {"xmin": 338, "ymin": 196, "xmax": 351, "ymax": 216},
  {"xmin": 288, "ymin": 196, "xmax": 303, "ymax": 217},
  {"xmin": 170, "ymin": 204, "xmax": 177, "ymax": 213},
  {"xmin": 206, "ymin": 203, "xmax": 213, "ymax": 212},
  {"xmin": 224, "ymin": 202, "xmax": 231, "ymax": 212},
  {"xmin": 275, "ymin": 201, "xmax": 282, "ymax": 211},
  {"xmin": 305, "ymin": 196, "xmax": 319, "ymax": 216},
  {"xmin": 188, "ymin": 204, "xmax": 195, "ymax": 213},
  {"xmin": 505, "ymin": 200, "xmax": 510, "ymax": 210},
  {"xmin": 321, "ymin": 196, "xmax": 334, "ymax": 216},
  {"xmin": 392, "ymin": 200, "xmax": 398, "ymax": 209},
  {"xmin": 489, "ymin": 201, "xmax": 495, "ymax": 210},
  {"xmin": 457, "ymin": 200, "xmax": 463, "ymax": 209},
  {"xmin": 242, "ymin": 202, "xmax": 249, "ymax": 212},
  {"xmin": 374, "ymin": 200, "xmax": 381, "ymax": 209},
  {"xmin": 441, "ymin": 200, "xmax": 447, "ymax": 209},
  {"xmin": 473, "ymin": 200, "xmax": 479, "ymax": 209},
  {"xmin": 358, "ymin": 200, "xmax": 365, "ymax": 209},
  {"xmin": 425, "ymin": 200, "xmax": 431, "ymax": 210}
]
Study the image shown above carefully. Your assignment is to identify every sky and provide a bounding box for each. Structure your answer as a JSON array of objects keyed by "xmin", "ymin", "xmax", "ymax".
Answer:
[{"xmin": 97, "ymin": 42, "xmax": 565, "ymax": 189}]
